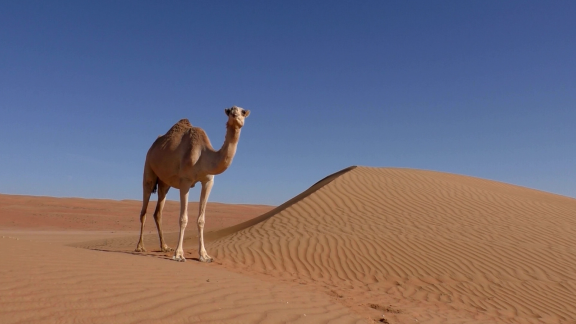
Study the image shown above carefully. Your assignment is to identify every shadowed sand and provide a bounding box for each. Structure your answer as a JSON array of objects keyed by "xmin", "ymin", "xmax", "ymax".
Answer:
[{"xmin": 3, "ymin": 166, "xmax": 576, "ymax": 323}]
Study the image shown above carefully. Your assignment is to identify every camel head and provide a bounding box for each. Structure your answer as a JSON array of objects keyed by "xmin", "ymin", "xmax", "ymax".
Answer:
[{"xmin": 225, "ymin": 106, "xmax": 250, "ymax": 128}]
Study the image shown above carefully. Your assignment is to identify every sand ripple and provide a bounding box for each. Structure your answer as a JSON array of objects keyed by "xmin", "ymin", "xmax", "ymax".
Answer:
[
  {"xmin": 210, "ymin": 167, "xmax": 576, "ymax": 323},
  {"xmin": 0, "ymin": 235, "xmax": 364, "ymax": 324}
]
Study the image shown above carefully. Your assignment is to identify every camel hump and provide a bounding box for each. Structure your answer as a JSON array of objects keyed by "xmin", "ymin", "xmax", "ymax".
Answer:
[
  {"xmin": 165, "ymin": 118, "xmax": 193, "ymax": 136},
  {"xmin": 177, "ymin": 119, "xmax": 192, "ymax": 127}
]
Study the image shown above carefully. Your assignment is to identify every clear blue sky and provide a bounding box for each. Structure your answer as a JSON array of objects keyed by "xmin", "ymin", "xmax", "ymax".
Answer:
[{"xmin": 1, "ymin": 1, "xmax": 575, "ymax": 205}]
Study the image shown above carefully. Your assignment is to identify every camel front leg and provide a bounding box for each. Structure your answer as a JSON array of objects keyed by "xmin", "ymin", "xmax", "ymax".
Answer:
[
  {"xmin": 173, "ymin": 187, "xmax": 190, "ymax": 262},
  {"xmin": 198, "ymin": 176, "xmax": 214, "ymax": 263}
]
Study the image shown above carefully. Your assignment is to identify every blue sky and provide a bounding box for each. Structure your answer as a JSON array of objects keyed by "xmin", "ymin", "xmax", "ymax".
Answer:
[{"xmin": 1, "ymin": 1, "xmax": 575, "ymax": 205}]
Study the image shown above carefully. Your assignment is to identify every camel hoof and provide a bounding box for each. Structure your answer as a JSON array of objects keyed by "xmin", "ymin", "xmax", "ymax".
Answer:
[
  {"xmin": 161, "ymin": 246, "xmax": 174, "ymax": 252},
  {"xmin": 135, "ymin": 247, "xmax": 146, "ymax": 252},
  {"xmin": 172, "ymin": 256, "xmax": 186, "ymax": 262},
  {"xmin": 199, "ymin": 256, "xmax": 213, "ymax": 263}
]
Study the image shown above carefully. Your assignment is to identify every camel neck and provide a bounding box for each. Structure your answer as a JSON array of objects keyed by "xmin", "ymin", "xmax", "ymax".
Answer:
[
  {"xmin": 223, "ymin": 123, "xmax": 241, "ymax": 145},
  {"xmin": 209, "ymin": 124, "xmax": 241, "ymax": 175}
]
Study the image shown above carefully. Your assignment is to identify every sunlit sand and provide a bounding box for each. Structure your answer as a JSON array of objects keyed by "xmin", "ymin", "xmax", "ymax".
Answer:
[{"xmin": 2, "ymin": 166, "xmax": 576, "ymax": 323}]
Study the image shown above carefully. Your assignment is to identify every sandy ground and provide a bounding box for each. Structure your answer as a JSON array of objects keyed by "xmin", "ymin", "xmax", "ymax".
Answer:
[{"xmin": 2, "ymin": 166, "xmax": 576, "ymax": 323}]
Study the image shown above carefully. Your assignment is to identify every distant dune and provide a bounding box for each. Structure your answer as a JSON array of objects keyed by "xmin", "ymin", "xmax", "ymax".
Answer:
[
  {"xmin": 0, "ymin": 194, "xmax": 273, "ymax": 232},
  {"xmin": 3, "ymin": 166, "xmax": 576, "ymax": 323}
]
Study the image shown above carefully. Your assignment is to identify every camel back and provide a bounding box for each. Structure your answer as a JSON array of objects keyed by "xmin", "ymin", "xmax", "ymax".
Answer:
[{"xmin": 156, "ymin": 118, "xmax": 214, "ymax": 151}]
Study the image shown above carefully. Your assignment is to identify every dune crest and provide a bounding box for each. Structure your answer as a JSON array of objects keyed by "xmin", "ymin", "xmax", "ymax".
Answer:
[{"xmin": 210, "ymin": 166, "xmax": 576, "ymax": 323}]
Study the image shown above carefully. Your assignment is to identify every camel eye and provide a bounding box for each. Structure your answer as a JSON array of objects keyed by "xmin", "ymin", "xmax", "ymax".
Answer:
[{"xmin": 241, "ymin": 110, "xmax": 246, "ymax": 116}]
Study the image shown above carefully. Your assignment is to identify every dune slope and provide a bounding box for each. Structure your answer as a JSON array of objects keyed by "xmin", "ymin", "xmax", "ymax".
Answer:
[{"xmin": 209, "ymin": 166, "xmax": 576, "ymax": 323}]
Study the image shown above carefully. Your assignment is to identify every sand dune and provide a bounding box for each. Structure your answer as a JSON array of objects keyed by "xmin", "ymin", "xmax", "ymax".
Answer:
[{"xmin": 207, "ymin": 167, "xmax": 576, "ymax": 323}]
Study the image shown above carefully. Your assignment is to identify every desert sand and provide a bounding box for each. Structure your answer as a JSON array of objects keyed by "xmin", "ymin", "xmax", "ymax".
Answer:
[{"xmin": 2, "ymin": 166, "xmax": 576, "ymax": 323}]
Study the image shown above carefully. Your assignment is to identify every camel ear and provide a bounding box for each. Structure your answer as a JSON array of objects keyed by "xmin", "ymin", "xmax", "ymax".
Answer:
[
  {"xmin": 225, "ymin": 108, "xmax": 231, "ymax": 116},
  {"xmin": 242, "ymin": 110, "xmax": 250, "ymax": 117}
]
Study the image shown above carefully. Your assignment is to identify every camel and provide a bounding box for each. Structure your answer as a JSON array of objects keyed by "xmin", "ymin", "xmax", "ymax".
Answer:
[{"xmin": 135, "ymin": 106, "xmax": 250, "ymax": 262}]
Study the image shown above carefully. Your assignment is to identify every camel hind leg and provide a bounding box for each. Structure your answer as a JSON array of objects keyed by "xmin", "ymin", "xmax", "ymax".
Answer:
[
  {"xmin": 135, "ymin": 165, "xmax": 157, "ymax": 252},
  {"xmin": 153, "ymin": 180, "xmax": 172, "ymax": 252}
]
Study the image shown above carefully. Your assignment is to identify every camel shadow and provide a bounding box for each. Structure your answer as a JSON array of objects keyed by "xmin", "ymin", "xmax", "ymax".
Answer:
[{"xmin": 87, "ymin": 248, "xmax": 203, "ymax": 263}]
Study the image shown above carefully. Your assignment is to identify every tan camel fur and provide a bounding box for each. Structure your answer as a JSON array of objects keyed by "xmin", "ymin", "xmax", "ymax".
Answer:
[{"xmin": 135, "ymin": 106, "xmax": 250, "ymax": 262}]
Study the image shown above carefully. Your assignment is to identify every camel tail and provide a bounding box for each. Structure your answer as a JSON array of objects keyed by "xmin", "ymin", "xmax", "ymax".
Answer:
[{"xmin": 152, "ymin": 179, "xmax": 158, "ymax": 194}]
